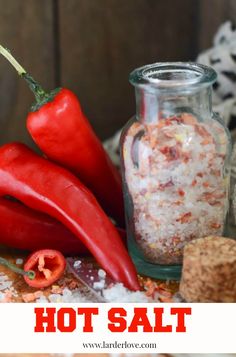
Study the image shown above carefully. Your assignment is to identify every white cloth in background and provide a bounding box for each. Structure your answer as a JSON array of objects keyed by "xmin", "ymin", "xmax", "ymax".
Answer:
[
  {"xmin": 104, "ymin": 21, "xmax": 236, "ymax": 167},
  {"xmin": 197, "ymin": 21, "xmax": 236, "ymax": 126}
]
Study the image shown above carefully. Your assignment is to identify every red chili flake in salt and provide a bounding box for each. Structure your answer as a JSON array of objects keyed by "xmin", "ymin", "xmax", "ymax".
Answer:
[
  {"xmin": 172, "ymin": 236, "xmax": 181, "ymax": 245},
  {"xmin": 210, "ymin": 222, "xmax": 221, "ymax": 229},
  {"xmin": 158, "ymin": 288, "xmax": 172, "ymax": 298},
  {"xmin": 203, "ymin": 181, "xmax": 210, "ymax": 188},
  {"xmin": 68, "ymin": 280, "xmax": 79, "ymax": 290},
  {"xmin": 160, "ymin": 146, "xmax": 169, "ymax": 155},
  {"xmin": 182, "ymin": 152, "xmax": 190, "ymax": 163},
  {"xmin": 195, "ymin": 124, "xmax": 210, "ymax": 138},
  {"xmin": 176, "ymin": 212, "xmax": 192, "ymax": 223},
  {"xmin": 197, "ymin": 172, "xmax": 203, "ymax": 178},
  {"xmin": 214, "ymin": 192, "xmax": 225, "ymax": 199},
  {"xmin": 164, "ymin": 118, "xmax": 172, "ymax": 126},
  {"xmin": 173, "ymin": 200, "xmax": 182, "ymax": 206},
  {"xmin": 160, "ymin": 146, "xmax": 180, "ymax": 161},
  {"xmin": 211, "ymin": 170, "xmax": 221, "ymax": 177},
  {"xmin": 178, "ymin": 188, "xmax": 185, "ymax": 196},
  {"xmin": 191, "ymin": 179, "xmax": 197, "ymax": 186},
  {"xmin": 201, "ymin": 138, "xmax": 211, "ymax": 145},
  {"xmin": 169, "ymin": 147, "xmax": 179, "ymax": 160},
  {"xmin": 202, "ymin": 191, "xmax": 225, "ymax": 202},
  {"xmin": 144, "ymin": 278, "xmax": 157, "ymax": 298},
  {"xmin": 209, "ymin": 200, "xmax": 221, "ymax": 206},
  {"xmin": 159, "ymin": 180, "xmax": 174, "ymax": 191},
  {"xmin": 166, "ymin": 116, "xmax": 183, "ymax": 125},
  {"xmin": 181, "ymin": 113, "xmax": 197, "ymax": 125}
]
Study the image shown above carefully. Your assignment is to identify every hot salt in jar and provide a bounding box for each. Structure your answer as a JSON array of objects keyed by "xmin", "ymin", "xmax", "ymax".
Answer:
[{"xmin": 120, "ymin": 62, "xmax": 231, "ymax": 280}]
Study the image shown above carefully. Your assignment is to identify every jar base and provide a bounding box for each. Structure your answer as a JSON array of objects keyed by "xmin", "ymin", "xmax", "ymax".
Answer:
[{"xmin": 128, "ymin": 240, "xmax": 182, "ymax": 280}]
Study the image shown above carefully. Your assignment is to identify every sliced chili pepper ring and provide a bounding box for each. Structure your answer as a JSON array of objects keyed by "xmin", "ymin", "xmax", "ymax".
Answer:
[{"xmin": 24, "ymin": 249, "xmax": 66, "ymax": 288}]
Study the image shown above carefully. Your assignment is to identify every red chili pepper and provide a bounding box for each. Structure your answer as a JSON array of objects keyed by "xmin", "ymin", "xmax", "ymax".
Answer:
[
  {"xmin": 0, "ymin": 143, "xmax": 139, "ymax": 291},
  {"xmin": 0, "ymin": 197, "xmax": 88, "ymax": 255},
  {"xmin": 0, "ymin": 45, "xmax": 124, "ymax": 227},
  {"xmin": 0, "ymin": 198, "xmax": 126, "ymax": 254},
  {"xmin": 24, "ymin": 249, "xmax": 66, "ymax": 288}
]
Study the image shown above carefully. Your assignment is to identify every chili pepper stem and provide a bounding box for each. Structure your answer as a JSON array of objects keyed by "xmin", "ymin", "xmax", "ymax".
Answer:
[
  {"xmin": 0, "ymin": 45, "xmax": 26, "ymax": 75},
  {"xmin": 0, "ymin": 257, "xmax": 35, "ymax": 280},
  {"xmin": 0, "ymin": 44, "xmax": 48, "ymax": 104}
]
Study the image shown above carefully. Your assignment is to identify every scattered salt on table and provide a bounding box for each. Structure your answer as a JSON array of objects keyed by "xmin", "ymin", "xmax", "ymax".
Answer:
[
  {"xmin": 0, "ymin": 273, "xmax": 13, "ymax": 291},
  {"xmin": 93, "ymin": 280, "xmax": 105, "ymax": 290},
  {"xmin": 103, "ymin": 283, "xmax": 150, "ymax": 302},
  {"xmin": 34, "ymin": 282, "xmax": 152, "ymax": 303},
  {"xmin": 98, "ymin": 269, "xmax": 106, "ymax": 279},
  {"xmin": 0, "ymin": 273, "xmax": 18, "ymax": 302},
  {"xmin": 48, "ymin": 287, "xmax": 93, "ymax": 303},
  {"xmin": 73, "ymin": 260, "xmax": 81, "ymax": 268},
  {"xmin": 22, "ymin": 291, "xmax": 44, "ymax": 303},
  {"xmin": 36, "ymin": 295, "xmax": 49, "ymax": 303},
  {"xmin": 1, "ymin": 280, "xmax": 161, "ymax": 303}
]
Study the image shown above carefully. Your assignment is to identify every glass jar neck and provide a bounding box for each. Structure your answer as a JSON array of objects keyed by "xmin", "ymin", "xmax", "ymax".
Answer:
[
  {"xmin": 130, "ymin": 62, "xmax": 216, "ymax": 124},
  {"xmin": 135, "ymin": 86, "xmax": 212, "ymax": 123}
]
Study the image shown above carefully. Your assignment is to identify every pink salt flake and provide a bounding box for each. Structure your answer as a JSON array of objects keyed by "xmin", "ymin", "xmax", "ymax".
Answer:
[{"xmin": 22, "ymin": 291, "xmax": 43, "ymax": 303}]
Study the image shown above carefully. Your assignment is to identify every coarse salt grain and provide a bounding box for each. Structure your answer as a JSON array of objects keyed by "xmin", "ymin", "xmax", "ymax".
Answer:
[
  {"xmin": 16, "ymin": 258, "xmax": 23, "ymax": 265},
  {"xmin": 98, "ymin": 269, "xmax": 106, "ymax": 279},
  {"xmin": 93, "ymin": 280, "xmax": 105, "ymax": 290},
  {"xmin": 22, "ymin": 291, "xmax": 44, "ymax": 303},
  {"xmin": 36, "ymin": 295, "xmax": 49, "ymax": 303},
  {"xmin": 32, "ymin": 282, "xmax": 153, "ymax": 303},
  {"xmin": 73, "ymin": 260, "xmax": 81, "ymax": 268},
  {"xmin": 103, "ymin": 283, "xmax": 150, "ymax": 302},
  {"xmin": 0, "ymin": 274, "xmax": 13, "ymax": 291},
  {"xmin": 48, "ymin": 287, "xmax": 93, "ymax": 303}
]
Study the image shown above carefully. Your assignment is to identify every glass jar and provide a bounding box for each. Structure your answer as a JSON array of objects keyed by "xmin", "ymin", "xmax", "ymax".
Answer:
[{"xmin": 120, "ymin": 62, "xmax": 231, "ymax": 280}]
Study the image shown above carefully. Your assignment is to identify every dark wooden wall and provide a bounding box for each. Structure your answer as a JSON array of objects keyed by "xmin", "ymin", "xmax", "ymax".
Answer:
[{"xmin": 0, "ymin": 0, "xmax": 235, "ymax": 147}]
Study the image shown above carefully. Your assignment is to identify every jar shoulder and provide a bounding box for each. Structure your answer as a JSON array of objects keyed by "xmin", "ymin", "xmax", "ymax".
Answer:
[{"xmin": 120, "ymin": 112, "xmax": 231, "ymax": 162}]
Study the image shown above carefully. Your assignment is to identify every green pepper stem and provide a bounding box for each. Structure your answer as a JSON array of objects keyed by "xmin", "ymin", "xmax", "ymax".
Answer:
[
  {"xmin": 0, "ymin": 44, "xmax": 47, "ymax": 104},
  {"xmin": 0, "ymin": 257, "xmax": 35, "ymax": 280}
]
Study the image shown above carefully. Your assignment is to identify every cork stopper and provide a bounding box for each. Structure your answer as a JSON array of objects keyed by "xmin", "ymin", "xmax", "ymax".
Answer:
[{"xmin": 180, "ymin": 236, "xmax": 236, "ymax": 302}]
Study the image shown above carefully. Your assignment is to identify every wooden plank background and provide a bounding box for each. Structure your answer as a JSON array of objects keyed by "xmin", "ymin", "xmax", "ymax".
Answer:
[{"xmin": 0, "ymin": 0, "xmax": 234, "ymax": 144}]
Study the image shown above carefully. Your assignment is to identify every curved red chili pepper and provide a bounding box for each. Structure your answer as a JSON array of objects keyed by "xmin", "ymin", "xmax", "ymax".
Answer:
[
  {"xmin": 0, "ymin": 143, "xmax": 139, "ymax": 291},
  {"xmin": 0, "ymin": 45, "xmax": 124, "ymax": 227},
  {"xmin": 0, "ymin": 197, "xmax": 88, "ymax": 255},
  {"xmin": 27, "ymin": 89, "xmax": 125, "ymax": 227},
  {"xmin": 24, "ymin": 249, "xmax": 66, "ymax": 288},
  {"xmin": 0, "ymin": 44, "xmax": 124, "ymax": 227},
  {"xmin": 0, "ymin": 198, "xmax": 126, "ymax": 254}
]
